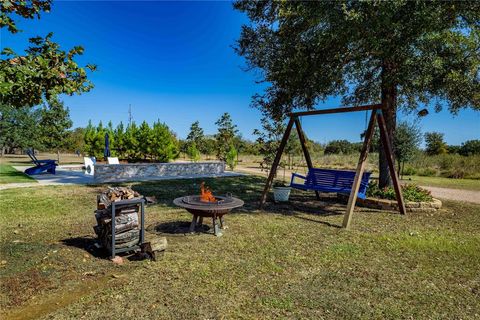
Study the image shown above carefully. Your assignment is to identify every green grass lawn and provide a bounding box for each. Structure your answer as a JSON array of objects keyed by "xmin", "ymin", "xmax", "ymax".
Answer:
[
  {"xmin": 0, "ymin": 165, "xmax": 36, "ymax": 185},
  {"xmin": 403, "ymin": 175, "xmax": 480, "ymax": 191},
  {"xmin": 1, "ymin": 176, "xmax": 479, "ymax": 319}
]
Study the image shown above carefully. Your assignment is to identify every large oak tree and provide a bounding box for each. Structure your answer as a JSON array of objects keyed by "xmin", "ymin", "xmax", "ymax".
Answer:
[{"xmin": 234, "ymin": 0, "xmax": 479, "ymax": 187}]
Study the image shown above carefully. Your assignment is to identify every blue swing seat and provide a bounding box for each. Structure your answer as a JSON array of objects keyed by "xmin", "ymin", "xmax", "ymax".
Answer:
[{"xmin": 290, "ymin": 168, "xmax": 371, "ymax": 199}]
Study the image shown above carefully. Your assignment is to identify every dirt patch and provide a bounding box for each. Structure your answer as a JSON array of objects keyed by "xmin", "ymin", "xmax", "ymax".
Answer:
[{"xmin": 1, "ymin": 269, "xmax": 54, "ymax": 307}]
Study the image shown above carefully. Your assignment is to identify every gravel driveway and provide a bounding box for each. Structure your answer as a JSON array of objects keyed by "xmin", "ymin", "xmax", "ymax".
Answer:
[{"xmin": 420, "ymin": 186, "xmax": 480, "ymax": 204}]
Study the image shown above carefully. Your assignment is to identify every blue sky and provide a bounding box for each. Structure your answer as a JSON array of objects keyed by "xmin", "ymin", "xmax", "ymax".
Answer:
[{"xmin": 1, "ymin": 1, "xmax": 478, "ymax": 145}]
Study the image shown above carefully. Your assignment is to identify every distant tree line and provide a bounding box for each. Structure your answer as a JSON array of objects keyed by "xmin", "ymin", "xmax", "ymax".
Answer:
[
  {"xmin": 83, "ymin": 120, "xmax": 179, "ymax": 162},
  {"xmin": 0, "ymin": 99, "xmax": 74, "ymax": 159}
]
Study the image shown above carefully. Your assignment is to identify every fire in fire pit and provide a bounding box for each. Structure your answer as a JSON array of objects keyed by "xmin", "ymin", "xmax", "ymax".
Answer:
[
  {"xmin": 200, "ymin": 182, "xmax": 216, "ymax": 202},
  {"xmin": 173, "ymin": 182, "xmax": 244, "ymax": 236}
]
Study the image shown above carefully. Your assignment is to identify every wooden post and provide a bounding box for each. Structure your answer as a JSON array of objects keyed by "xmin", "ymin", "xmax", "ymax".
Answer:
[
  {"xmin": 294, "ymin": 117, "xmax": 320, "ymax": 200},
  {"xmin": 343, "ymin": 111, "xmax": 377, "ymax": 229},
  {"xmin": 376, "ymin": 109, "xmax": 407, "ymax": 215},
  {"xmin": 259, "ymin": 117, "xmax": 295, "ymax": 208}
]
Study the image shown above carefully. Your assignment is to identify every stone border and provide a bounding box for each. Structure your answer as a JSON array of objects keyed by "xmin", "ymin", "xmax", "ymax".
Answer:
[
  {"xmin": 94, "ymin": 161, "xmax": 227, "ymax": 183},
  {"xmin": 356, "ymin": 197, "xmax": 442, "ymax": 213},
  {"xmin": 338, "ymin": 194, "xmax": 442, "ymax": 213}
]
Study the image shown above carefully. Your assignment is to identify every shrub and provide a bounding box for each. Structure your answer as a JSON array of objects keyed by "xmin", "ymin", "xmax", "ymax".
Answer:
[
  {"xmin": 425, "ymin": 132, "xmax": 448, "ymax": 155},
  {"xmin": 324, "ymin": 140, "xmax": 357, "ymax": 155},
  {"xmin": 417, "ymin": 168, "xmax": 437, "ymax": 177},
  {"xmin": 186, "ymin": 142, "xmax": 201, "ymax": 162},
  {"xmin": 459, "ymin": 140, "xmax": 480, "ymax": 156},
  {"xmin": 367, "ymin": 181, "xmax": 433, "ymax": 202},
  {"xmin": 402, "ymin": 165, "xmax": 417, "ymax": 176},
  {"xmin": 226, "ymin": 145, "xmax": 238, "ymax": 170}
]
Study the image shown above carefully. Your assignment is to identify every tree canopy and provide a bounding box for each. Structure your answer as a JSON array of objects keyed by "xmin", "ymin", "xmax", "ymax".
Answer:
[
  {"xmin": 215, "ymin": 113, "xmax": 238, "ymax": 161},
  {"xmin": 234, "ymin": 0, "xmax": 479, "ymax": 187},
  {"xmin": 39, "ymin": 99, "xmax": 72, "ymax": 151},
  {"xmin": 1, "ymin": 1, "xmax": 96, "ymax": 108},
  {"xmin": 1, "ymin": 0, "xmax": 51, "ymax": 34},
  {"xmin": 1, "ymin": 33, "xmax": 97, "ymax": 108},
  {"xmin": 234, "ymin": 0, "xmax": 479, "ymax": 117}
]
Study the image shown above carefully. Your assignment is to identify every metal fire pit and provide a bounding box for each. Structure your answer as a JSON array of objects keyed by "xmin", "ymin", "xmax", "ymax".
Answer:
[{"xmin": 173, "ymin": 194, "xmax": 244, "ymax": 236}]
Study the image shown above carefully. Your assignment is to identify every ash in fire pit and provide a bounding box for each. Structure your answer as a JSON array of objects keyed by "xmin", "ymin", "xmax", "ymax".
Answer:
[{"xmin": 173, "ymin": 182, "xmax": 244, "ymax": 236}]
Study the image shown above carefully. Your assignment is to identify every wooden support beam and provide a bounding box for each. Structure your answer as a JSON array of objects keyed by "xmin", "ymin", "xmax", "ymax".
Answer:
[
  {"xmin": 289, "ymin": 104, "xmax": 382, "ymax": 117},
  {"xmin": 376, "ymin": 109, "xmax": 407, "ymax": 215},
  {"xmin": 343, "ymin": 111, "xmax": 377, "ymax": 229},
  {"xmin": 294, "ymin": 117, "xmax": 320, "ymax": 200},
  {"xmin": 259, "ymin": 117, "xmax": 295, "ymax": 208}
]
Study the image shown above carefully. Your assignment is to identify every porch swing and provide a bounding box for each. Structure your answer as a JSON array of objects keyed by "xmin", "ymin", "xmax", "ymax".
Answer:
[
  {"xmin": 290, "ymin": 112, "xmax": 371, "ymax": 199},
  {"xmin": 260, "ymin": 104, "xmax": 406, "ymax": 229}
]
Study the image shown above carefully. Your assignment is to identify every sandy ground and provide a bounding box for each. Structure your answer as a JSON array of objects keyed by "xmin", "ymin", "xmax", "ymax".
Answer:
[{"xmin": 419, "ymin": 186, "xmax": 480, "ymax": 204}]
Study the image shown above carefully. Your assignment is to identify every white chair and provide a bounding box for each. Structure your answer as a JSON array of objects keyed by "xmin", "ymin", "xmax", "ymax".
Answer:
[
  {"xmin": 107, "ymin": 157, "xmax": 120, "ymax": 164},
  {"xmin": 84, "ymin": 157, "xmax": 96, "ymax": 175}
]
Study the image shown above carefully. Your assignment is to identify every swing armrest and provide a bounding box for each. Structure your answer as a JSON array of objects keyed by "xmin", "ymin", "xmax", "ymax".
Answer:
[{"xmin": 291, "ymin": 173, "xmax": 307, "ymax": 185}]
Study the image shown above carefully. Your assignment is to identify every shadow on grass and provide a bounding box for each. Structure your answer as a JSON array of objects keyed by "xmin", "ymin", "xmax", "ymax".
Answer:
[
  {"xmin": 0, "ymin": 165, "xmax": 35, "ymax": 183},
  {"xmin": 146, "ymin": 220, "xmax": 212, "ymax": 236},
  {"xmin": 61, "ymin": 236, "xmax": 109, "ymax": 258}
]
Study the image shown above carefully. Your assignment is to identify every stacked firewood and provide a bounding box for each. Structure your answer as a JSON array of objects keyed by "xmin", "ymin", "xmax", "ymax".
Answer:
[{"xmin": 94, "ymin": 187, "xmax": 142, "ymax": 251}]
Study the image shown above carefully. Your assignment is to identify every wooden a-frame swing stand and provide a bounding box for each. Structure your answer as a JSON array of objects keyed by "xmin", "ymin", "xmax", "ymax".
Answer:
[{"xmin": 260, "ymin": 104, "xmax": 406, "ymax": 229}]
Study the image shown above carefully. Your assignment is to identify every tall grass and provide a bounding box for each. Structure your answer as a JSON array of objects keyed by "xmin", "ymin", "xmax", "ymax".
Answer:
[{"xmin": 405, "ymin": 154, "xmax": 480, "ymax": 179}]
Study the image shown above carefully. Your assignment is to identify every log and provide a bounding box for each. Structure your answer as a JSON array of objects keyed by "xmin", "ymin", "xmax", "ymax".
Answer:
[{"xmin": 140, "ymin": 237, "xmax": 167, "ymax": 261}]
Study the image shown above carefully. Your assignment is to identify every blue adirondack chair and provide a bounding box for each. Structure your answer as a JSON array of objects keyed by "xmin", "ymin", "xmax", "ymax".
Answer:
[
  {"xmin": 290, "ymin": 168, "xmax": 371, "ymax": 199},
  {"xmin": 25, "ymin": 149, "xmax": 57, "ymax": 175}
]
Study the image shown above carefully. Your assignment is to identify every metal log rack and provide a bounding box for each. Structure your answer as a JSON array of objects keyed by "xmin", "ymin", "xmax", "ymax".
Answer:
[{"xmin": 110, "ymin": 198, "xmax": 145, "ymax": 259}]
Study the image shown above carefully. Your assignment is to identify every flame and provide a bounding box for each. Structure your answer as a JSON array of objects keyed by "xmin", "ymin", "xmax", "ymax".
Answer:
[{"xmin": 200, "ymin": 182, "xmax": 216, "ymax": 202}]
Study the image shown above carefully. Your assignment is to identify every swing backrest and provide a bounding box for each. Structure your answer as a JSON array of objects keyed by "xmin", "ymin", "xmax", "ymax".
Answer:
[{"xmin": 305, "ymin": 168, "xmax": 371, "ymax": 196}]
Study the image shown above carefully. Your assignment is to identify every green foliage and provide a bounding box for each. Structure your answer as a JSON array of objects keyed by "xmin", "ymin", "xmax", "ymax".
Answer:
[
  {"xmin": 324, "ymin": 140, "xmax": 357, "ymax": 155},
  {"xmin": 202, "ymin": 136, "xmax": 216, "ymax": 159},
  {"xmin": 234, "ymin": 1, "xmax": 479, "ymax": 118},
  {"xmin": 235, "ymin": 0, "xmax": 480, "ymax": 187},
  {"xmin": 367, "ymin": 182, "xmax": 433, "ymax": 202},
  {"xmin": 64, "ymin": 127, "xmax": 85, "ymax": 153},
  {"xmin": 124, "ymin": 122, "xmax": 139, "ymax": 160},
  {"xmin": 425, "ymin": 132, "xmax": 448, "ymax": 155},
  {"xmin": 459, "ymin": 140, "xmax": 480, "ymax": 156},
  {"xmin": 0, "ymin": 104, "xmax": 41, "ymax": 152},
  {"xmin": 0, "ymin": 33, "xmax": 96, "ymax": 108},
  {"xmin": 1, "ymin": 0, "xmax": 51, "ymax": 34},
  {"xmin": 447, "ymin": 145, "xmax": 461, "ymax": 154},
  {"xmin": 137, "ymin": 121, "xmax": 153, "ymax": 159},
  {"xmin": 84, "ymin": 120, "xmax": 178, "ymax": 162},
  {"xmin": 253, "ymin": 116, "xmax": 285, "ymax": 170},
  {"xmin": 149, "ymin": 121, "xmax": 179, "ymax": 162},
  {"xmin": 186, "ymin": 121, "xmax": 204, "ymax": 150},
  {"xmin": 394, "ymin": 121, "xmax": 422, "ymax": 172},
  {"xmin": 186, "ymin": 142, "xmax": 201, "ymax": 162},
  {"xmin": 226, "ymin": 145, "xmax": 238, "ymax": 170},
  {"xmin": 405, "ymin": 153, "xmax": 480, "ymax": 179},
  {"xmin": 39, "ymin": 99, "xmax": 72, "ymax": 151},
  {"xmin": 215, "ymin": 113, "xmax": 238, "ymax": 161}
]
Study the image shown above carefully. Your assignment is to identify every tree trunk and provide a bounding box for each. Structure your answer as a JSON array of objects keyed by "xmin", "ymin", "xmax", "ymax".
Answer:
[
  {"xmin": 379, "ymin": 69, "xmax": 397, "ymax": 189},
  {"xmin": 57, "ymin": 149, "xmax": 60, "ymax": 164}
]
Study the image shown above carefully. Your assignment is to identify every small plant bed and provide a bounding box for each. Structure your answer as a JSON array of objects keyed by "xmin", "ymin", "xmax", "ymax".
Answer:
[{"xmin": 339, "ymin": 182, "xmax": 442, "ymax": 213}]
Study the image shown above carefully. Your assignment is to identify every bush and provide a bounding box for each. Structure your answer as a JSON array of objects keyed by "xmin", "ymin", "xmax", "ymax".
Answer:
[
  {"xmin": 401, "ymin": 165, "xmax": 417, "ymax": 176},
  {"xmin": 367, "ymin": 182, "xmax": 433, "ymax": 202},
  {"xmin": 226, "ymin": 145, "xmax": 238, "ymax": 170},
  {"xmin": 459, "ymin": 140, "xmax": 480, "ymax": 156},
  {"xmin": 417, "ymin": 168, "xmax": 437, "ymax": 177},
  {"xmin": 324, "ymin": 140, "xmax": 358, "ymax": 155},
  {"xmin": 186, "ymin": 142, "xmax": 201, "ymax": 162},
  {"xmin": 425, "ymin": 132, "xmax": 448, "ymax": 155}
]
